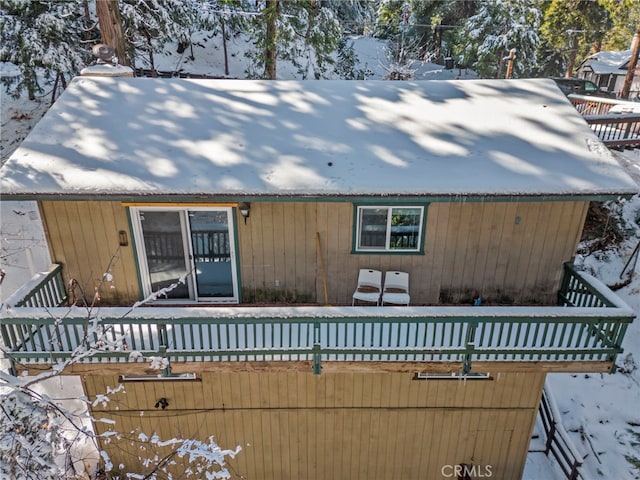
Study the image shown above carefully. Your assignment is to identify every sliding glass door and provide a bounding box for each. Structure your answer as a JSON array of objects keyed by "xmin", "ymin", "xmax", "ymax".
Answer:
[
  {"xmin": 132, "ymin": 207, "xmax": 238, "ymax": 303},
  {"xmin": 188, "ymin": 210, "xmax": 234, "ymax": 298},
  {"xmin": 138, "ymin": 210, "xmax": 190, "ymax": 299}
]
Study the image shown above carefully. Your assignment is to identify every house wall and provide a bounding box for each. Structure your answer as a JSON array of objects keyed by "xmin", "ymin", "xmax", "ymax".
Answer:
[
  {"xmin": 84, "ymin": 370, "xmax": 545, "ymax": 480},
  {"xmin": 39, "ymin": 199, "xmax": 588, "ymax": 306},
  {"xmin": 236, "ymin": 200, "xmax": 588, "ymax": 305},
  {"xmin": 579, "ymin": 69, "xmax": 640, "ymax": 97},
  {"xmin": 39, "ymin": 200, "xmax": 141, "ymax": 305}
]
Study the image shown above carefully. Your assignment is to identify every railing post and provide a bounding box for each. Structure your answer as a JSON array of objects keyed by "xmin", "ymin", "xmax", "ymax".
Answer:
[
  {"xmin": 158, "ymin": 323, "xmax": 168, "ymax": 354},
  {"xmin": 463, "ymin": 319, "xmax": 477, "ymax": 374},
  {"xmin": 312, "ymin": 320, "xmax": 321, "ymax": 375},
  {"xmin": 0, "ymin": 325, "xmax": 10, "ymax": 352},
  {"xmin": 558, "ymin": 263, "xmax": 572, "ymax": 306},
  {"xmin": 569, "ymin": 462, "xmax": 579, "ymax": 480},
  {"xmin": 545, "ymin": 422, "xmax": 556, "ymax": 455},
  {"xmin": 608, "ymin": 321, "xmax": 629, "ymax": 372},
  {"xmin": 55, "ymin": 266, "xmax": 68, "ymax": 305},
  {"xmin": 312, "ymin": 343, "xmax": 322, "ymax": 375},
  {"xmin": 540, "ymin": 389, "xmax": 555, "ymax": 455}
]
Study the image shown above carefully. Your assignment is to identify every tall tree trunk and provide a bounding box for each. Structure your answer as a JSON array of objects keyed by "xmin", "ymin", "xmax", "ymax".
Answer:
[
  {"xmin": 96, "ymin": 0, "xmax": 129, "ymax": 66},
  {"xmin": 27, "ymin": 74, "xmax": 36, "ymax": 101},
  {"xmin": 622, "ymin": 26, "xmax": 640, "ymax": 99},
  {"xmin": 143, "ymin": 29, "xmax": 156, "ymax": 76},
  {"xmin": 303, "ymin": 0, "xmax": 318, "ymax": 42},
  {"xmin": 434, "ymin": 25, "xmax": 442, "ymax": 60},
  {"xmin": 496, "ymin": 48, "xmax": 505, "ymax": 79},
  {"xmin": 221, "ymin": 20, "xmax": 229, "ymax": 76},
  {"xmin": 82, "ymin": 0, "xmax": 92, "ymax": 41},
  {"xmin": 565, "ymin": 48, "xmax": 578, "ymax": 78},
  {"xmin": 51, "ymin": 73, "xmax": 60, "ymax": 105},
  {"xmin": 264, "ymin": 0, "xmax": 279, "ymax": 79}
]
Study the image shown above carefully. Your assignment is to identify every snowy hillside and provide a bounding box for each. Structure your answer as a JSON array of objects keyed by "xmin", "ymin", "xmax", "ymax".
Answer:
[
  {"xmin": 550, "ymin": 188, "xmax": 640, "ymax": 480},
  {"xmin": 145, "ymin": 31, "xmax": 479, "ymax": 81}
]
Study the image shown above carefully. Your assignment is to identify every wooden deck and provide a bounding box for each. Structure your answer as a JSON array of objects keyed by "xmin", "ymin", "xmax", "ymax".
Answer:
[
  {"xmin": 1, "ymin": 264, "xmax": 634, "ymax": 375},
  {"xmin": 569, "ymin": 94, "xmax": 640, "ymax": 148}
]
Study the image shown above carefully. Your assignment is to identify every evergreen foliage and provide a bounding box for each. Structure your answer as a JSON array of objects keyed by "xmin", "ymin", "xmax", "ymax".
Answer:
[
  {"xmin": 334, "ymin": 36, "xmax": 370, "ymax": 79},
  {"xmin": 458, "ymin": 0, "xmax": 542, "ymax": 78},
  {"xmin": 119, "ymin": 0, "xmax": 199, "ymax": 72},
  {"xmin": 0, "ymin": 0, "xmax": 92, "ymax": 99},
  {"xmin": 245, "ymin": 1, "xmax": 342, "ymax": 79},
  {"xmin": 0, "ymin": 0, "xmax": 637, "ymax": 96},
  {"xmin": 598, "ymin": 0, "xmax": 640, "ymax": 51},
  {"xmin": 624, "ymin": 425, "xmax": 640, "ymax": 473},
  {"xmin": 373, "ymin": 0, "xmax": 405, "ymax": 40},
  {"xmin": 540, "ymin": 0, "xmax": 610, "ymax": 78},
  {"xmin": 323, "ymin": 0, "xmax": 375, "ymax": 35}
]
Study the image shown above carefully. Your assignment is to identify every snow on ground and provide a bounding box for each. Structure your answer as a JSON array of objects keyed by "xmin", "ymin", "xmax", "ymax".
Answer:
[
  {"xmin": 0, "ymin": 203, "xmax": 51, "ymax": 302},
  {"xmin": 0, "ymin": 63, "xmax": 52, "ymax": 303},
  {"xmin": 547, "ymin": 194, "xmax": 640, "ymax": 480},
  {"xmin": 149, "ymin": 31, "xmax": 479, "ymax": 81},
  {"xmin": 0, "ymin": 35, "xmax": 639, "ymax": 479}
]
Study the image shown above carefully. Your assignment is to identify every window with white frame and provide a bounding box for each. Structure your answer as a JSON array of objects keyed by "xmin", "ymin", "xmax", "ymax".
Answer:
[{"xmin": 355, "ymin": 206, "xmax": 424, "ymax": 252}]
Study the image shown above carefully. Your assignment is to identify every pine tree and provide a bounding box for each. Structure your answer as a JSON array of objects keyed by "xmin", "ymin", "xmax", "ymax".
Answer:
[
  {"xmin": 539, "ymin": 0, "xmax": 609, "ymax": 78},
  {"xmin": 323, "ymin": 0, "xmax": 374, "ymax": 35},
  {"xmin": 599, "ymin": 0, "xmax": 640, "ymax": 51},
  {"xmin": 372, "ymin": 1, "xmax": 479, "ymax": 68},
  {"xmin": 0, "ymin": 0, "xmax": 92, "ymax": 100},
  {"xmin": 532, "ymin": 33, "xmax": 567, "ymax": 78},
  {"xmin": 459, "ymin": 0, "xmax": 542, "ymax": 79},
  {"xmin": 374, "ymin": 0, "xmax": 404, "ymax": 40},
  {"xmin": 408, "ymin": 0, "xmax": 477, "ymax": 63},
  {"xmin": 334, "ymin": 36, "xmax": 371, "ymax": 79},
  {"xmin": 119, "ymin": 0, "xmax": 200, "ymax": 73},
  {"xmin": 198, "ymin": 0, "xmax": 252, "ymax": 76},
  {"xmin": 246, "ymin": 0, "xmax": 342, "ymax": 80}
]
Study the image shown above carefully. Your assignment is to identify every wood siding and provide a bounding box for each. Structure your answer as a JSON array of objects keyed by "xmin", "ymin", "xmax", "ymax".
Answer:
[
  {"xmin": 84, "ymin": 370, "xmax": 545, "ymax": 480},
  {"xmin": 39, "ymin": 200, "xmax": 141, "ymax": 304},
  {"xmin": 40, "ymin": 199, "xmax": 588, "ymax": 305}
]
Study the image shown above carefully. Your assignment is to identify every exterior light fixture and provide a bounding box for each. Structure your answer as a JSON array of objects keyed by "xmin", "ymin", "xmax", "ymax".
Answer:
[
  {"xmin": 154, "ymin": 397, "xmax": 169, "ymax": 410},
  {"xmin": 239, "ymin": 202, "xmax": 251, "ymax": 224},
  {"xmin": 118, "ymin": 230, "xmax": 128, "ymax": 246}
]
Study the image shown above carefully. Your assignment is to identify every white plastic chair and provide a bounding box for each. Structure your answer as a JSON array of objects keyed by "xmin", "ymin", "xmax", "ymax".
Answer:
[
  {"xmin": 381, "ymin": 271, "xmax": 410, "ymax": 306},
  {"xmin": 352, "ymin": 268, "xmax": 382, "ymax": 306}
]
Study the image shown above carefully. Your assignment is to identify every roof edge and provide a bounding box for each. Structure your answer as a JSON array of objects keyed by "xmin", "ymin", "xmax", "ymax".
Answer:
[{"xmin": 1, "ymin": 192, "xmax": 636, "ymax": 204}]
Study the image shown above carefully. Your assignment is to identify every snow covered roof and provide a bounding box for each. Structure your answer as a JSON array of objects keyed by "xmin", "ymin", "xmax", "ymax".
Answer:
[
  {"xmin": 1, "ymin": 76, "xmax": 637, "ymax": 199},
  {"xmin": 579, "ymin": 49, "xmax": 634, "ymax": 75}
]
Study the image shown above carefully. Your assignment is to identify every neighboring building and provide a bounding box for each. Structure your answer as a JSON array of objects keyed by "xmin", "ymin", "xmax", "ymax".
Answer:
[
  {"xmin": 577, "ymin": 48, "xmax": 640, "ymax": 99},
  {"xmin": 0, "ymin": 77, "xmax": 637, "ymax": 480}
]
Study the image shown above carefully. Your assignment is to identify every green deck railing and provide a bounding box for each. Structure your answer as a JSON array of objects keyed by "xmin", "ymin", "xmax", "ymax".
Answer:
[
  {"xmin": 559, "ymin": 263, "xmax": 619, "ymax": 308},
  {"xmin": 5, "ymin": 264, "xmax": 68, "ymax": 308},
  {"xmin": 0, "ymin": 263, "xmax": 634, "ymax": 374}
]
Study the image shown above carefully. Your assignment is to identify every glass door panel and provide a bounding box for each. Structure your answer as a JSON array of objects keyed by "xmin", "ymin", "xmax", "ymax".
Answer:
[
  {"xmin": 139, "ymin": 210, "xmax": 190, "ymax": 299},
  {"xmin": 188, "ymin": 210, "xmax": 234, "ymax": 298}
]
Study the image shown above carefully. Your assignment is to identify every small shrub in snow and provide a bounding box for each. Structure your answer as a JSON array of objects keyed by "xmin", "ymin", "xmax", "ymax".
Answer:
[{"xmin": 617, "ymin": 353, "xmax": 637, "ymax": 375}]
